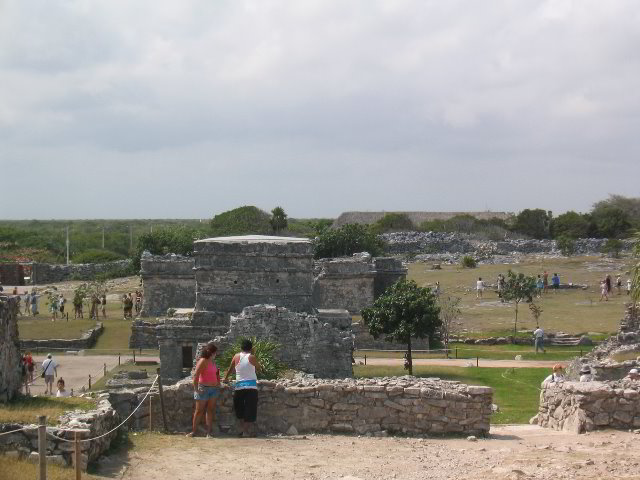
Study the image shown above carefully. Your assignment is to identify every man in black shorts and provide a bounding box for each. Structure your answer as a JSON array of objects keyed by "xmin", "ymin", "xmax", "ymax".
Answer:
[{"xmin": 223, "ymin": 339, "xmax": 261, "ymax": 437}]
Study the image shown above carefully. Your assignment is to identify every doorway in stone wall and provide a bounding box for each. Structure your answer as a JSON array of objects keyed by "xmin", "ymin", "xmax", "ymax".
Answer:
[{"xmin": 181, "ymin": 345, "xmax": 193, "ymax": 369}]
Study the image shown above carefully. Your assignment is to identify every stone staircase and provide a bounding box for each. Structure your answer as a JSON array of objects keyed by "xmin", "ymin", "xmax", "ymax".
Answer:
[{"xmin": 547, "ymin": 333, "xmax": 582, "ymax": 346}]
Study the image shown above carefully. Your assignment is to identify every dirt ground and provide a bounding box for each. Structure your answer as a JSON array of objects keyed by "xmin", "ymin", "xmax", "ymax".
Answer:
[
  {"xmin": 353, "ymin": 357, "xmax": 558, "ymax": 369},
  {"xmin": 95, "ymin": 425, "xmax": 640, "ymax": 480}
]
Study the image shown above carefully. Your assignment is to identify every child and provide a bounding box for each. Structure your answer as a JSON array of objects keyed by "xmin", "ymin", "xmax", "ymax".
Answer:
[{"xmin": 56, "ymin": 378, "xmax": 70, "ymax": 397}]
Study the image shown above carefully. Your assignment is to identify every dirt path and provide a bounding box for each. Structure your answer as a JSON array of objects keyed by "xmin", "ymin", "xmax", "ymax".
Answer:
[
  {"xmin": 100, "ymin": 425, "xmax": 640, "ymax": 480},
  {"xmin": 354, "ymin": 357, "xmax": 559, "ymax": 368},
  {"xmin": 27, "ymin": 354, "xmax": 157, "ymax": 395}
]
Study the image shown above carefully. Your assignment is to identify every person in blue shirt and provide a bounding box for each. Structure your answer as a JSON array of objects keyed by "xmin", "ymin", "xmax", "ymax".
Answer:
[
  {"xmin": 536, "ymin": 275, "xmax": 544, "ymax": 297},
  {"xmin": 551, "ymin": 273, "xmax": 560, "ymax": 293}
]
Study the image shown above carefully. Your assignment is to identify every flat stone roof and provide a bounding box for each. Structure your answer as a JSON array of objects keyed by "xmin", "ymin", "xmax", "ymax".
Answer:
[{"xmin": 195, "ymin": 235, "xmax": 311, "ymax": 244}]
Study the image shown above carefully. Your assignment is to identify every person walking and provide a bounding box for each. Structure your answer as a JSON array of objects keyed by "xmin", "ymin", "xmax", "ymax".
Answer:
[
  {"xmin": 533, "ymin": 326, "xmax": 546, "ymax": 354},
  {"xmin": 599, "ymin": 280, "xmax": 609, "ymax": 302},
  {"xmin": 101, "ymin": 294, "xmax": 107, "ymax": 319},
  {"xmin": 223, "ymin": 339, "xmax": 261, "ymax": 437},
  {"xmin": 50, "ymin": 295, "xmax": 58, "ymax": 322},
  {"xmin": 605, "ymin": 275, "xmax": 612, "ymax": 296},
  {"xmin": 616, "ymin": 275, "xmax": 623, "ymax": 295},
  {"xmin": 23, "ymin": 292, "xmax": 31, "ymax": 315},
  {"xmin": 30, "ymin": 290, "xmax": 38, "ymax": 315},
  {"xmin": 42, "ymin": 354, "xmax": 58, "ymax": 395},
  {"xmin": 58, "ymin": 294, "xmax": 66, "ymax": 318},
  {"xmin": 542, "ymin": 271, "xmax": 549, "ymax": 293},
  {"xmin": 536, "ymin": 275, "xmax": 544, "ymax": 298},
  {"xmin": 25, "ymin": 351, "xmax": 34, "ymax": 383},
  {"xmin": 476, "ymin": 277, "xmax": 484, "ymax": 299},
  {"xmin": 188, "ymin": 343, "xmax": 220, "ymax": 437}
]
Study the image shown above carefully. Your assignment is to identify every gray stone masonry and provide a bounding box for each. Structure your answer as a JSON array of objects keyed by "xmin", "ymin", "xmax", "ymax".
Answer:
[
  {"xmin": 534, "ymin": 380, "xmax": 640, "ymax": 434},
  {"xmin": 0, "ymin": 396, "xmax": 119, "ymax": 470},
  {"xmin": 20, "ymin": 322, "xmax": 103, "ymax": 351},
  {"xmin": 0, "ymin": 296, "xmax": 21, "ymax": 403},
  {"xmin": 213, "ymin": 304, "xmax": 353, "ymax": 379},
  {"xmin": 139, "ymin": 252, "xmax": 195, "ymax": 317},
  {"xmin": 129, "ymin": 319, "xmax": 163, "ymax": 349},
  {"xmin": 193, "ymin": 236, "xmax": 314, "ymax": 324},
  {"xmin": 30, "ymin": 260, "xmax": 132, "ymax": 284},
  {"xmin": 109, "ymin": 376, "xmax": 492, "ymax": 436}
]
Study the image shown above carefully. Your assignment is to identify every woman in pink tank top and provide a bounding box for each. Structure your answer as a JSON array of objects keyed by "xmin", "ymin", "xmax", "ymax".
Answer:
[{"xmin": 188, "ymin": 342, "xmax": 220, "ymax": 437}]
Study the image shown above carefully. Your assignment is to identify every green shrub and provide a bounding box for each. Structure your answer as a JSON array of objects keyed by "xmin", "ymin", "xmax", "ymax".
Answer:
[
  {"xmin": 72, "ymin": 249, "xmax": 124, "ymax": 264},
  {"xmin": 218, "ymin": 337, "xmax": 287, "ymax": 380},
  {"xmin": 313, "ymin": 224, "xmax": 385, "ymax": 259},
  {"xmin": 602, "ymin": 238, "xmax": 623, "ymax": 258},
  {"xmin": 460, "ymin": 255, "xmax": 477, "ymax": 268},
  {"xmin": 209, "ymin": 206, "xmax": 272, "ymax": 237},
  {"xmin": 556, "ymin": 235, "xmax": 575, "ymax": 256},
  {"xmin": 370, "ymin": 213, "xmax": 415, "ymax": 234}
]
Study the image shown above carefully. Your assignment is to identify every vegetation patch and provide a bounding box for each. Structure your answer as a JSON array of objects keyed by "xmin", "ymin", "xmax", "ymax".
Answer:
[{"xmin": 0, "ymin": 396, "xmax": 96, "ymax": 425}]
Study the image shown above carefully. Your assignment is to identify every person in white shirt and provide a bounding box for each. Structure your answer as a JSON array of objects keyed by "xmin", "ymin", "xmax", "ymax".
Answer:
[
  {"xmin": 223, "ymin": 339, "xmax": 261, "ymax": 437},
  {"xmin": 533, "ymin": 327, "xmax": 546, "ymax": 354},
  {"xmin": 476, "ymin": 277, "xmax": 484, "ymax": 299},
  {"xmin": 42, "ymin": 354, "xmax": 58, "ymax": 395},
  {"xmin": 56, "ymin": 378, "xmax": 70, "ymax": 397},
  {"xmin": 579, "ymin": 365, "xmax": 593, "ymax": 382},
  {"xmin": 542, "ymin": 364, "xmax": 565, "ymax": 387}
]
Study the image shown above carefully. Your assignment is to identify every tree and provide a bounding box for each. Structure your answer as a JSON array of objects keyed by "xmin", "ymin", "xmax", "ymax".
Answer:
[
  {"xmin": 437, "ymin": 295, "xmax": 461, "ymax": 350},
  {"xmin": 313, "ymin": 223, "xmax": 385, "ymax": 259},
  {"xmin": 528, "ymin": 302, "xmax": 543, "ymax": 328},
  {"xmin": 269, "ymin": 207, "xmax": 288, "ymax": 234},
  {"xmin": 209, "ymin": 206, "xmax": 272, "ymax": 237},
  {"xmin": 593, "ymin": 195, "xmax": 640, "ymax": 228},
  {"xmin": 552, "ymin": 211, "xmax": 590, "ymax": 239},
  {"xmin": 371, "ymin": 213, "xmax": 416, "ymax": 234},
  {"xmin": 362, "ymin": 279, "xmax": 441, "ymax": 375},
  {"xmin": 602, "ymin": 238, "xmax": 623, "ymax": 258},
  {"xmin": 512, "ymin": 209, "xmax": 552, "ymax": 239},
  {"xmin": 501, "ymin": 270, "xmax": 537, "ymax": 340},
  {"xmin": 590, "ymin": 205, "xmax": 631, "ymax": 238},
  {"xmin": 132, "ymin": 225, "xmax": 203, "ymax": 270},
  {"xmin": 556, "ymin": 235, "xmax": 576, "ymax": 256}
]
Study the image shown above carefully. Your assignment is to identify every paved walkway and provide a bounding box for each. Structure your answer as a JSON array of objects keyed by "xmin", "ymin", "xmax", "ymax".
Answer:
[
  {"xmin": 354, "ymin": 356, "xmax": 559, "ymax": 368},
  {"xmin": 27, "ymin": 354, "xmax": 158, "ymax": 396}
]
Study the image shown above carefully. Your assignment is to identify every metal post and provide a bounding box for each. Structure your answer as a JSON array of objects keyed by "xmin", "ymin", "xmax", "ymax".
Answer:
[
  {"xmin": 88, "ymin": 374, "xmax": 91, "ymax": 390},
  {"xmin": 156, "ymin": 368, "xmax": 168, "ymax": 433},
  {"xmin": 118, "ymin": 354, "xmax": 121, "ymax": 366},
  {"xmin": 74, "ymin": 431, "xmax": 81, "ymax": 480},
  {"xmin": 364, "ymin": 354, "xmax": 367, "ymax": 365},
  {"xmin": 476, "ymin": 356, "xmax": 479, "ymax": 367},
  {"xmin": 38, "ymin": 415, "xmax": 46, "ymax": 480}
]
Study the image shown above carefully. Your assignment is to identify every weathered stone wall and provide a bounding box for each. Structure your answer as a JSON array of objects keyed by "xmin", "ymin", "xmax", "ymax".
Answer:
[
  {"xmin": 110, "ymin": 376, "xmax": 492, "ymax": 436},
  {"xmin": 313, "ymin": 258, "xmax": 375, "ymax": 313},
  {"xmin": 534, "ymin": 381, "xmax": 640, "ymax": 433},
  {"xmin": 215, "ymin": 305, "xmax": 353, "ymax": 378},
  {"xmin": 0, "ymin": 397, "xmax": 119, "ymax": 470},
  {"xmin": 129, "ymin": 319, "xmax": 162, "ymax": 349},
  {"xmin": 139, "ymin": 252, "xmax": 195, "ymax": 317},
  {"xmin": 30, "ymin": 260, "xmax": 132, "ymax": 284},
  {"xmin": 352, "ymin": 322, "xmax": 430, "ymax": 350},
  {"xmin": 373, "ymin": 257, "xmax": 407, "ymax": 297},
  {"xmin": 0, "ymin": 296, "xmax": 21, "ymax": 403},
  {"xmin": 20, "ymin": 322, "xmax": 103, "ymax": 351}
]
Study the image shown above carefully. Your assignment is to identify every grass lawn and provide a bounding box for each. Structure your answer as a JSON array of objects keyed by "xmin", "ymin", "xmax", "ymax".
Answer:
[
  {"xmin": 357, "ymin": 343, "xmax": 593, "ymax": 361},
  {"xmin": 354, "ymin": 364, "xmax": 547, "ymax": 424},
  {"xmin": 0, "ymin": 456, "xmax": 102, "ymax": 480},
  {"xmin": 90, "ymin": 360, "xmax": 159, "ymax": 391},
  {"xmin": 408, "ymin": 255, "xmax": 633, "ymax": 335},
  {"xmin": 0, "ymin": 396, "xmax": 96, "ymax": 425}
]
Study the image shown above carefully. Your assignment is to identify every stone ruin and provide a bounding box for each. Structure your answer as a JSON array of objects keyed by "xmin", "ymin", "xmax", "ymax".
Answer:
[
  {"xmin": 139, "ymin": 252, "xmax": 195, "ymax": 316},
  {"xmin": 0, "ymin": 296, "xmax": 21, "ymax": 403}
]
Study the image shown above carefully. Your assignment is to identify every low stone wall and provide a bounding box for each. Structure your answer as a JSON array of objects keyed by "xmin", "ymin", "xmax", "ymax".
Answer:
[
  {"xmin": 139, "ymin": 252, "xmax": 195, "ymax": 317},
  {"xmin": 0, "ymin": 397, "xmax": 119, "ymax": 470},
  {"xmin": 313, "ymin": 258, "xmax": 375, "ymax": 313},
  {"xmin": 129, "ymin": 319, "xmax": 162, "ymax": 349},
  {"xmin": 20, "ymin": 323, "xmax": 103, "ymax": 351},
  {"xmin": 352, "ymin": 322, "xmax": 430, "ymax": 350},
  {"xmin": 0, "ymin": 296, "xmax": 21, "ymax": 403},
  {"xmin": 110, "ymin": 376, "xmax": 492, "ymax": 436},
  {"xmin": 534, "ymin": 381, "xmax": 640, "ymax": 433},
  {"xmin": 30, "ymin": 260, "xmax": 132, "ymax": 284}
]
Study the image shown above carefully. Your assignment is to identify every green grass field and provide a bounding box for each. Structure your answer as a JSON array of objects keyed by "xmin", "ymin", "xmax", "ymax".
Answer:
[
  {"xmin": 90, "ymin": 360, "xmax": 159, "ymax": 391},
  {"xmin": 408, "ymin": 255, "xmax": 633, "ymax": 335},
  {"xmin": 354, "ymin": 364, "xmax": 547, "ymax": 424},
  {"xmin": 0, "ymin": 396, "xmax": 96, "ymax": 425}
]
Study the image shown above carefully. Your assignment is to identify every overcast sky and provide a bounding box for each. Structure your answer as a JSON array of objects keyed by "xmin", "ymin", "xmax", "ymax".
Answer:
[{"xmin": 1, "ymin": 0, "xmax": 639, "ymax": 220}]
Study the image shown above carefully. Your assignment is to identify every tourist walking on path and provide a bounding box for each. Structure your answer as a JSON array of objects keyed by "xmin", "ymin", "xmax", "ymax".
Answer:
[
  {"xmin": 605, "ymin": 275, "xmax": 612, "ymax": 295},
  {"xmin": 616, "ymin": 275, "xmax": 623, "ymax": 295},
  {"xmin": 101, "ymin": 294, "xmax": 107, "ymax": 319},
  {"xmin": 599, "ymin": 281, "xmax": 609, "ymax": 302},
  {"xmin": 24, "ymin": 292, "xmax": 31, "ymax": 315},
  {"xmin": 30, "ymin": 290, "xmax": 38, "ymax": 315},
  {"xmin": 533, "ymin": 327, "xmax": 546, "ymax": 354},
  {"xmin": 476, "ymin": 277, "xmax": 484, "ymax": 299},
  {"xmin": 536, "ymin": 275, "xmax": 544, "ymax": 298},
  {"xmin": 188, "ymin": 343, "xmax": 221, "ymax": 437},
  {"xmin": 223, "ymin": 339, "xmax": 261, "ymax": 437},
  {"xmin": 50, "ymin": 295, "xmax": 58, "ymax": 321},
  {"xmin": 42, "ymin": 354, "xmax": 58, "ymax": 395},
  {"xmin": 58, "ymin": 294, "xmax": 66, "ymax": 318},
  {"xmin": 542, "ymin": 271, "xmax": 549, "ymax": 293},
  {"xmin": 25, "ymin": 351, "xmax": 34, "ymax": 382}
]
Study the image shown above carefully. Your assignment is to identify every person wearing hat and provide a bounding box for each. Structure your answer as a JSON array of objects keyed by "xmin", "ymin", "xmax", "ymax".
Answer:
[
  {"xmin": 41, "ymin": 354, "xmax": 58, "ymax": 395},
  {"xmin": 579, "ymin": 365, "xmax": 593, "ymax": 382},
  {"xmin": 542, "ymin": 364, "xmax": 565, "ymax": 387},
  {"xmin": 625, "ymin": 368, "xmax": 640, "ymax": 382}
]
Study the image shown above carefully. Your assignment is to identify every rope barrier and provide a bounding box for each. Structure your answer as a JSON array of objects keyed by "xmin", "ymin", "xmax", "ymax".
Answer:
[
  {"xmin": 0, "ymin": 426, "xmax": 30, "ymax": 437},
  {"xmin": 46, "ymin": 375, "xmax": 159, "ymax": 444}
]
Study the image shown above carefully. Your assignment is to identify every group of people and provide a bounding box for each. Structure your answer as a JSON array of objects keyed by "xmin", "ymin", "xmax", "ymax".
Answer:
[
  {"xmin": 542, "ymin": 364, "xmax": 640, "ymax": 387},
  {"xmin": 122, "ymin": 290, "xmax": 143, "ymax": 319},
  {"xmin": 19, "ymin": 352, "xmax": 69, "ymax": 397},
  {"xmin": 600, "ymin": 274, "xmax": 632, "ymax": 301},
  {"xmin": 476, "ymin": 272, "xmax": 561, "ymax": 300},
  {"xmin": 11, "ymin": 289, "xmax": 41, "ymax": 316},
  {"xmin": 189, "ymin": 339, "xmax": 260, "ymax": 438}
]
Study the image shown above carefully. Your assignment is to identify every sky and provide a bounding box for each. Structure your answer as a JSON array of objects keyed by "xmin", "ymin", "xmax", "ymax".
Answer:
[{"xmin": 1, "ymin": 0, "xmax": 639, "ymax": 220}]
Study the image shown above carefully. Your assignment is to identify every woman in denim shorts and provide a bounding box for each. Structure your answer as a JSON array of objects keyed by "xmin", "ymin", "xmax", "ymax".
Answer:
[{"xmin": 188, "ymin": 342, "xmax": 220, "ymax": 437}]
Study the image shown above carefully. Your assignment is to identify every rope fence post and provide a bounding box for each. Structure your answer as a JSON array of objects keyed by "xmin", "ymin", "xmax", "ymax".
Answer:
[
  {"xmin": 103, "ymin": 363, "xmax": 107, "ymax": 377},
  {"xmin": 364, "ymin": 355, "xmax": 367, "ymax": 366},
  {"xmin": 133, "ymin": 350, "xmax": 136, "ymax": 363},
  {"xmin": 88, "ymin": 374, "xmax": 91, "ymax": 390},
  {"xmin": 118, "ymin": 354, "xmax": 121, "ymax": 366},
  {"xmin": 455, "ymin": 347, "xmax": 458, "ymax": 359},
  {"xmin": 74, "ymin": 431, "xmax": 81, "ymax": 480},
  {"xmin": 38, "ymin": 415, "xmax": 46, "ymax": 480},
  {"xmin": 476, "ymin": 356, "xmax": 479, "ymax": 367},
  {"xmin": 149, "ymin": 395, "xmax": 153, "ymax": 431},
  {"xmin": 156, "ymin": 368, "xmax": 168, "ymax": 433}
]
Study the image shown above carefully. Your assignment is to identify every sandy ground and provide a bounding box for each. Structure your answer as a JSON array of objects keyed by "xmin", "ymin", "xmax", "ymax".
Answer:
[
  {"xmin": 353, "ymin": 357, "xmax": 559, "ymax": 369},
  {"xmin": 26, "ymin": 354, "xmax": 155, "ymax": 396},
  {"xmin": 96, "ymin": 425, "xmax": 640, "ymax": 480}
]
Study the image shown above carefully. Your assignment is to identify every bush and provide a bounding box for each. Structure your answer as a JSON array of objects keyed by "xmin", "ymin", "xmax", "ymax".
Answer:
[
  {"xmin": 556, "ymin": 236, "xmax": 575, "ymax": 256},
  {"xmin": 460, "ymin": 255, "xmax": 477, "ymax": 268},
  {"xmin": 131, "ymin": 225, "xmax": 204, "ymax": 271},
  {"xmin": 72, "ymin": 249, "xmax": 125, "ymax": 264},
  {"xmin": 602, "ymin": 238, "xmax": 623, "ymax": 258},
  {"xmin": 209, "ymin": 206, "xmax": 272, "ymax": 237},
  {"xmin": 217, "ymin": 337, "xmax": 287, "ymax": 380},
  {"xmin": 370, "ymin": 213, "xmax": 415, "ymax": 234},
  {"xmin": 313, "ymin": 223, "xmax": 385, "ymax": 259}
]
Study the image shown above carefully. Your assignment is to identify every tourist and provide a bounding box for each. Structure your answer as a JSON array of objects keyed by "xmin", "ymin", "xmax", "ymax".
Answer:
[
  {"xmin": 15, "ymin": 293, "xmax": 22, "ymax": 316},
  {"xmin": 135, "ymin": 290, "xmax": 142, "ymax": 314},
  {"xmin": 551, "ymin": 273, "xmax": 560, "ymax": 292},
  {"xmin": 605, "ymin": 274, "xmax": 612, "ymax": 295},
  {"xmin": 12, "ymin": 286, "xmax": 18, "ymax": 295},
  {"xmin": 188, "ymin": 343, "xmax": 220, "ymax": 437},
  {"xmin": 56, "ymin": 378, "xmax": 69, "ymax": 397},
  {"xmin": 599, "ymin": 281, "xmax": 608, "ymax": 302},
  {"xmin": 25, "ymin": 351, "xmax": 34, "ymax": 382},
  {"xmin": 433, "ymin": 282, "xmax": 440, "ymax": 296},
  {"xmin": 73, "ymin": 294, "xmax": 83, "ymax": 319},
  {"xmin": 536, "ymin": 275, "xmax": 543, "ymax": 298},
  {"xmin": 50, "ymin": 295, "xmax": 58, "ymax": 321},
  {"xmin": 59, "ymin": 294, "xmax": 66, "ymax": 318},
  {"xmin": 579, "ymin": 365, "xmax": 593, "ymax": 382},
  {"xmin": 30, "ymin": 290, "xmax": 38, "ymax": 315},
  {"xmin": 542, "ymin": 270, "xmax": 549, "ymax": 293},
  {"xmin": 42, "ymin": 354, "xmax": 58, "ymax": 395},
  {"xmin": 533, "ymin": 326, "xmax": 546, "ymax": 354},
  {"xmin": 496, "ymin": 273, "xmax": 504, "ymax": 298},
  {"xmin": 101, "ymin": 294, "xmax": 107, "ymax": 319},
  {"xmin": 624, "ymin": 368, "xmax": 640, "ymax": 382},
  {"xmin": 20, "ymin": 354, "xmax": 29, "ymax": 395},
  {"xmin": 616, "ymin": 275, "xmax": 622, "ymax": 295},
  {"xmin": 476, "ymin": 277, "xmax": 484, "ymax": 299},
  {"xmin": 23, "ymin": 291, "xmax": 30, "ymax": 315},
  {"xmin": 541, "ymin": 364, "xmax": 565, "ymax": 387},
  {"xmin": 223, "ymin": 339, "xmax": 261, "ymax": 437},
  {"xmin": 627, "ymin": 278, "xmax": 632, "ymax": 296}
]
